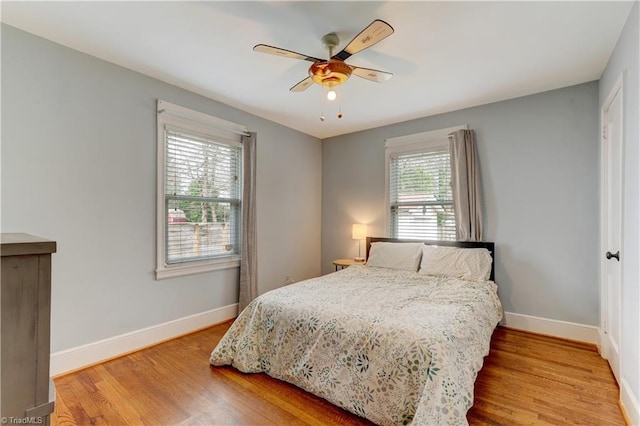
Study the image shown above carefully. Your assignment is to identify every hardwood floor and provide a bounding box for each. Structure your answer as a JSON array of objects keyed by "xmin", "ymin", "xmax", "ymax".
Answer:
[
  {"xmin": 467, "ymin": 328, "xmax": 624, "ymax": 425},
  {"xmin": 52, "ymin": 322, "xmax": 625, "ymax": 426}
]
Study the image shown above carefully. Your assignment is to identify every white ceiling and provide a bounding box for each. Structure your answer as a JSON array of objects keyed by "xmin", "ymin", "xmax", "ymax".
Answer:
[{"xmin": 1, "ymin": 1, "xmax": 634, "ymax": 139}]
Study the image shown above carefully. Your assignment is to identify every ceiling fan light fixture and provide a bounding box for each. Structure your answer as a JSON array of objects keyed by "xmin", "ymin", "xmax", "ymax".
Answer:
[{"xmin": 309, "ymin": 59, "xmax": 352, "ymax": 87}]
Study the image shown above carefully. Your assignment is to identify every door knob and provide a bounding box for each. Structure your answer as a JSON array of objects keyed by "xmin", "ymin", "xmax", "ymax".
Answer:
[{"xmin": 606, "ymin": 251, "xmax": 620, "ymax": 261}]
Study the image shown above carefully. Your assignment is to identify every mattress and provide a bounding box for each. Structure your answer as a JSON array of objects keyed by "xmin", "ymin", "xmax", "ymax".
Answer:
[{"xmin": 210, "ymin": 264, "xmax": 503, "ymax": 425}]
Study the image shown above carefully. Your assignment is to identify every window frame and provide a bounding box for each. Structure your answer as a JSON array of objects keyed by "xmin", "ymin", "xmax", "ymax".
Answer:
[
  {"xmin": 384, "ymin": 125, "xmax": 467, "ymax": 239},
  {"xmin": 155, "ymin": 100, "xmax": 247, "ymax": 280}
]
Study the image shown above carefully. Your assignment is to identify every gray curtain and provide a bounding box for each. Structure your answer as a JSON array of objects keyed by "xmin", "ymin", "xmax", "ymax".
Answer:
[
  {"xmin": 448, "ymin": 129, "xmax": 483, "ymax": 241},
  {"xmin": 238, "ymin": 132, "xmax": 257, "ymax": 312}
]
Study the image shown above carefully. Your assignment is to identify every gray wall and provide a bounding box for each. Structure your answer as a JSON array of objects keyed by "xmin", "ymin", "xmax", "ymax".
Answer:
[
  {"xmin": 599, "ymin": 1, "xmax": 639, "ymax": 413},
  {"xmin": 1, "ymin": 25, "xmax": 322, "ymax": 352},
  {"xmin": 322, "ymin": 82, "xmax": 600, "ymax": 326}
]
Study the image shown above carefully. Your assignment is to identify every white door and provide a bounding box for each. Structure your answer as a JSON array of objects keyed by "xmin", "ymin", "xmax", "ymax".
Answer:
[{"xmin": 600, "ymin": 77, "xmax": 623, "ymax": 384}]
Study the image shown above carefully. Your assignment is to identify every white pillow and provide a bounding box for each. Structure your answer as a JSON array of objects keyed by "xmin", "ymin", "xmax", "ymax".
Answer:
[
  {"xmin": 366, "ymin": 242, "xmax": 424, "ymax": 272},
  {"xmin": 419, "ymin": 245, "xmax": 492, "ymax": 281}
]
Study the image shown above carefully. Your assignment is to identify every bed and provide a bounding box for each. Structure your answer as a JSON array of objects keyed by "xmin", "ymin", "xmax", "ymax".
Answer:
[{"xmin": 210, "ymin": 237, "xmax": 503, "ymax": 425}]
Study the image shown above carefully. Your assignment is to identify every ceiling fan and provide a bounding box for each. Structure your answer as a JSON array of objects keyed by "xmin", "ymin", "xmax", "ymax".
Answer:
[{"xmin": 254, "ymin": 19, "xmax": 394, "ymax": 94}]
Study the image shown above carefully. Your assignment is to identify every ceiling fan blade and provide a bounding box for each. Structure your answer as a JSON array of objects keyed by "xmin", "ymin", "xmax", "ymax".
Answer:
[
  {"xmin": 254, "ymin": 44, "xmax": 323, "ymax": 63},
  {"xmin": 350, "ymin": 66, "xmax": 393, "ymax": 83},
  {"xmin": 332, "ymin": 19, "xmax": 394, "ymax": 61},
  {"xmin": 290, "ymin": 76, "xmax": 314, "ymax": 92}
]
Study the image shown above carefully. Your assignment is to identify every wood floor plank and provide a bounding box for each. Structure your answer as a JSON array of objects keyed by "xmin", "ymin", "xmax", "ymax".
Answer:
[
  {"xmin": 102, "ymin": 355, "xmax": 190, "ymax": 424},
  {"xmin": 51, "ymin": 323, "xmax": 625, "ymax": 426},
  {"xmin": 64, "ymin": 373, "xmax": 115, "ymax": 425},
  {"xmin": 53, "ymin": 380, "xmax": 94, "ymax": 425},
  {"xmin": 50, "ymin": 388, "xmax": 78, "ymax": 426},
  {"xmin": 238, "ymin": 370, "xmax": 373, "ymax": 426},
  {"xmin": 91, "ymin": 365, "xmax": 145, "ymax": 425}
]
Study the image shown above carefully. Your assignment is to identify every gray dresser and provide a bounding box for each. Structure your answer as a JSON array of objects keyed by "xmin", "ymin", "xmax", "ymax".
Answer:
[{"xmin": 1, "ymin": 233, "xmax": 56, "ymax": 425}]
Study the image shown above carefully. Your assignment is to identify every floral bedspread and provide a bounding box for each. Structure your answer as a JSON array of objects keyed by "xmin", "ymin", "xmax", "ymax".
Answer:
[{"xmin": 210, "ymin": 265, "xmax": 503, "ymax": 425}]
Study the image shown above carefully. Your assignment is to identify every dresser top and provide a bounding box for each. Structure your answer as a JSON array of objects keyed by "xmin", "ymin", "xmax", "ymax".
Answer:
[{"xmin": 1, "ymin": 233, "xmax": 57, "ymax": 256}]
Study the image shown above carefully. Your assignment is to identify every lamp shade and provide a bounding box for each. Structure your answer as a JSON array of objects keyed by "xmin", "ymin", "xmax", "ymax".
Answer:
[{"xmin": 352, "ymin": 224, "xmax": 367, "ymax": 240}]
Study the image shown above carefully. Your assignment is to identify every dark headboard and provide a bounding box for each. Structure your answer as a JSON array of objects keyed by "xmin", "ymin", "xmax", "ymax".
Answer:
[{"xmin": 366, "ymin": 237, "xmax": 496, "ymax": 281}]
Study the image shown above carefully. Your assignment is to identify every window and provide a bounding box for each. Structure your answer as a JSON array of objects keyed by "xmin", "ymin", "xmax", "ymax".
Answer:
[
  {"xmin": 385, "ymin": 126, "xmax": 466, "ymax": 241},
  {"xmin": 156, "ymin": 100, "xmax": 247, "ymax": 279}
]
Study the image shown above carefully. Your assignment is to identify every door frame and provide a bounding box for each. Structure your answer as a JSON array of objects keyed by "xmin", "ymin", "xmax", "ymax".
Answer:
[{"xmin": 599, "ymin": 72, "xmax": 624, "ymax": 377}]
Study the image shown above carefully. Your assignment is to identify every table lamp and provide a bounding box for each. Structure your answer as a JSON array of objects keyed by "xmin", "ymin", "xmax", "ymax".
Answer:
[{"xmin": 352, "ymin": 224, "xmax": 367, "ymax": 262}]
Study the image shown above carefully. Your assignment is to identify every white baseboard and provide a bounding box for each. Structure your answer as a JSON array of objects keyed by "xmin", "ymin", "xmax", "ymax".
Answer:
[
  {"xmin": 620, "ymin": 378, "xmax": 640, "ymax": 426},
  {"xmin": 50, "ymin": 304, "xmax": 238, "ymax": 376},
  {"xmin": 501, "ymin": 311, "xmax": 600, "ymax": 344}
]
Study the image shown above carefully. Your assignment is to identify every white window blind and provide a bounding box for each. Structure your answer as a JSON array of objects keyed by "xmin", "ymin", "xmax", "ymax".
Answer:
[
  {"xmin": 386, "ymin": 126, "xmax": 466, "ymax": 241},
  {"xmin": 156, "ymin": 100, "xmax": 247, "ymax": 279},
  {"xmin": 165, "ymin": 126, "xmax": 242, "ymax": 264},
  {"xmin": 389, "ymin": 149, "xmax": 456, "ymax": 240}
]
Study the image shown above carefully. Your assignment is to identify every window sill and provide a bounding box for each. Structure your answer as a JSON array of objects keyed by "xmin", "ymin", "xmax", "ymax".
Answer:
[{"xmin": 155, "ymin": 256, "xmax": 240, "ymax": 280}]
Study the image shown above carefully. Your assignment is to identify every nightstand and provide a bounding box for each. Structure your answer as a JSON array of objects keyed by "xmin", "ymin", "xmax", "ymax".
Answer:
[{"xmin": 332, "ymin": 258, "xmax": 365, "ymax": 271}]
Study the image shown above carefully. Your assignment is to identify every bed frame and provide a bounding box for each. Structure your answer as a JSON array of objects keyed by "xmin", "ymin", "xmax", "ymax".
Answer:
[{"xmin": 366, "ymin": 237, "xmax": 496, "ymax": 281}]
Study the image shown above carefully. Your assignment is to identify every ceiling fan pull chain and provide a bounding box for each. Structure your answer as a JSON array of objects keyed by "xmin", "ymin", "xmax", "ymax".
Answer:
[{"xmin": 320, "ymin": 88, "xmax": 326, "ymax": 122}]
